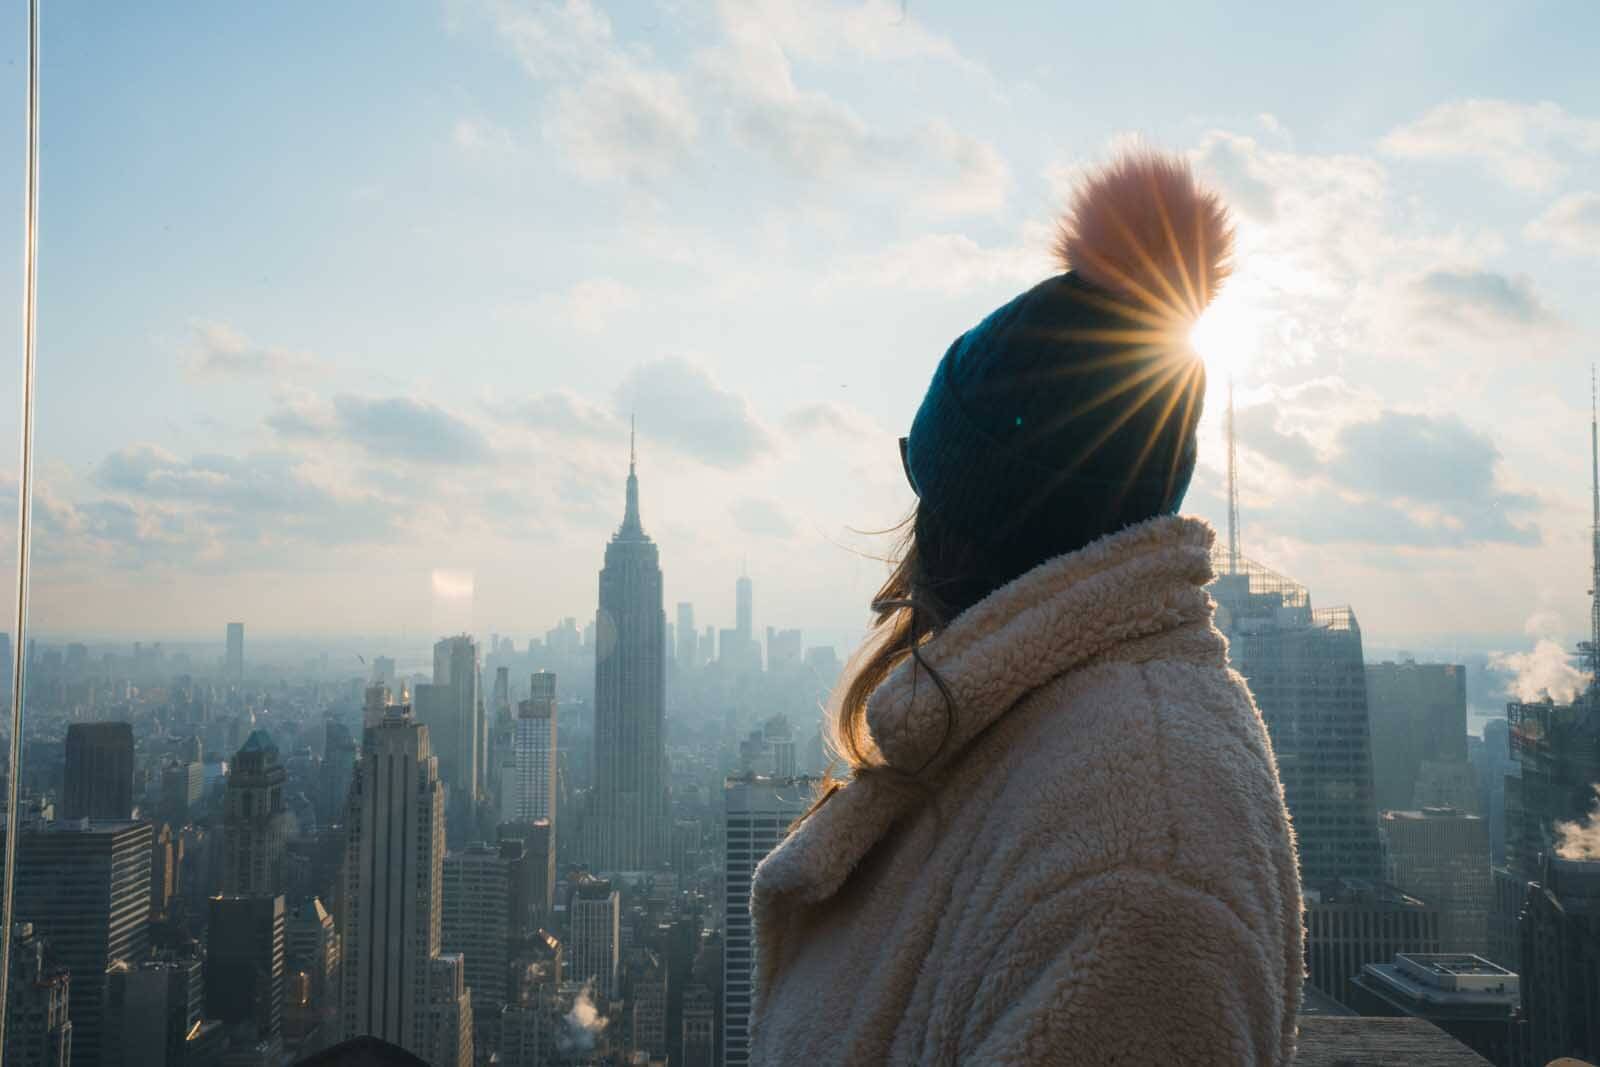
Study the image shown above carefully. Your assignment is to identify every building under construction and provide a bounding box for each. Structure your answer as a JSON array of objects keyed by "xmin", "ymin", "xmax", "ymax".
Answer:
[{"xmin": 1503, "ymin": 379, "xmax": 1600, "ymax": 882}]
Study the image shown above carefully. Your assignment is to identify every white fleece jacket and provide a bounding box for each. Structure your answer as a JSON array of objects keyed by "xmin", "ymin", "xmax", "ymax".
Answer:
[{"xmin": 748, "ymin": 515, "xmax": 1304, "ymax": 1066}]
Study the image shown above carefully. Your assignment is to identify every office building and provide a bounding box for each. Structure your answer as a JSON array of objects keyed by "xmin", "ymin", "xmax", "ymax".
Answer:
[
  {"xmin": 222, "ymin": 730, "xmax": 288, "ymax": 897},
  {"xmin": 4, "ymin": 923, "xmax": 71, "ymax": 1067},
  {"xmin": 321, "ymin": 721, "xmax": 357, "ymax": 826},
  {"xmin": 1505, "ymin": 695, "xmax": 1600, "ymax": 881},
  {"xmin": 503, "ymin": 672, "xmax": 557, "ymax": 824},
  {"xmin": 285, "ymin": 896, "xmax": 340, "ymax": 1015},
  {"xmin": 62, "ymin": 722, "xmax": 134, "ymax": 821},
  {"xmin": 1520, "ymin": 854, "xmax": 1600, "ymax": 1066},
  {"xmin": 1210, "ymin": 559, "xmax": 1385, "ymax": 884},
  {"xmin": 682, "ymin": 984, "xmax": 715, "ymax": 1067},
  {"xmin": 1346, "ymin": 953, "xmax": 1518, "ymax": 1066},
  {"xmin": 105, "ymin": 950, "xmax": 204, "ymax": 1067},
  {"xmin": 1304, "ymin": 878, "xmax": 1440, "ymax": 1007},
  {"xmin": 584, "ymin": 435, "xmax": 669, "ymax": 872},
  {"xmin": 676, "ymin": 603, "xmax": 697, "ymax": 669},
  {"xmin": 724, "ymin": 775, "xmax": 816, "ymax": 1066},
  {"xmin": 1381, "ymin": 807, "xmax": 1491, "ymax": 956},
  {"xmin": 206, "ymin": 894, "xmax": 286, "ymax": 1042},
  {"xmin": 499, "ymin": 819, "xmax": 555, "ymax": 923},
  {"xmin": 416, "ymin": 634, "xmax": 482, "ymax": 825},
  {"xmin": 442, "ymin": 843, "xmax": 511, "ymax": 1015},
  {"xmin": 340, "ymin": 691, "xmax": 462, "ymax": 1061},
  {"xmin": 160, "ymin": 760, "xmax": 204, "ymax": 826},
  {"xmin": 631, "ymin": 964, "xmax": 668, "ymax": 1061},
  {"xmin": 569, "ymin": 879, "xmax": 620, "ymax": 1002},
  {"xmin": 371, "ymin": 655, "xmax": 396, "ymax": 689},
  {"xmin": 1366, "ymin": 661, "xmax": 1471, "ymax": 813},
  {"xmin": 225, "ymin": 622, "xmax": 244, "ymax": 682},
  {"xmin": 420, "ymin": 954, "xmax": 473, "ymax": 1067},
  {"xmin": 10, "ymin": 819, "xmax": 151, "ymax": 1067}
]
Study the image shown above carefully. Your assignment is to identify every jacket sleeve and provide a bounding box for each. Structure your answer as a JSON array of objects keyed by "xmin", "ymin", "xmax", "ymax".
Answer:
[{"xmin": 959, "ymin": 869, "xmax": 1295, "ymax": 1066}]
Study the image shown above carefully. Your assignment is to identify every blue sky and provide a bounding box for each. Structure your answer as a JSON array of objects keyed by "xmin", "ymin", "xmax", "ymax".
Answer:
[{"xmin": 1, "ymin": 1, "xmax": 1599, "ymax": 697}]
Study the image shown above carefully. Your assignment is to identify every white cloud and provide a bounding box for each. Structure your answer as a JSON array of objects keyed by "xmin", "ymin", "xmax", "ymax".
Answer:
[
  {"xmin": 185, "ymin": 320, "xmax": 316, "ymax": 379},
  {"xmin": 1525, "ymin": 191, "xmax": 1600, "ymax": 256},
  {"xmin": 1381, "ymin": 99, "xmax": 1600, "ymax": 191},
  {"xmin": 615, "ymin": 357, "xmax": 775, "ymax": 469},
  {"xmin": 454, "ymin": 116, "xmax": 517, "ymax": 156},
  {"xmin": 489, "ymin": 0, "xmax": 698, "ymax": 184},
  {"xmin": 827, "ymin": 231, "xmax": 1046, "ymax": 295}
]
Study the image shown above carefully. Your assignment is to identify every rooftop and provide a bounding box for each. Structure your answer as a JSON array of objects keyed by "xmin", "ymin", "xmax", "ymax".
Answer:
[{"xmin": 1295, "ymin": 1017, "xmax": 1493, "ymax": 1066}]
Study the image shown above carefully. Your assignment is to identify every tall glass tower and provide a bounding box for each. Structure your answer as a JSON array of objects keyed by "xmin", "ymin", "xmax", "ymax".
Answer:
[{"xmin": 584, "ymin": 431, "xmax": 668, "ymax": 872}]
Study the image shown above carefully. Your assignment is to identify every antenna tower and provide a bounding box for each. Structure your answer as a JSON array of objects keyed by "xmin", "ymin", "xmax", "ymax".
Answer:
[{"xmin": 1226, "ymin": 378, "xmax": 1241, "ymax": 575}]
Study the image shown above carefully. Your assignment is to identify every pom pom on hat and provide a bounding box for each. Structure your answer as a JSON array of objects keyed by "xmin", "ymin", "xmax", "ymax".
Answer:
[{"xmin": 1053, "ymin": 149, "xmax": 1233, "ymax": 322}]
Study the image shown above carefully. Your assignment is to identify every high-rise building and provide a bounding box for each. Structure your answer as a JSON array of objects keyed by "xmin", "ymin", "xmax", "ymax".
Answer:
[
  {"xmin": 371, "ymin": 655, "xmax": 396, "ymax": 689},
  {"xmin": 1520, "ymin": 854, "xmax": 1600, "ymax": 1066},
  {"xmin": 340, "ymin": 691, "xmax": 461, "ymax": 1061},
  {"xmin": 420, "ymin": 955, "xmax": 473, "ymax": 1067},
  {"xmin": 223, "ymin": 730, "xmax": 288, "ymax": 897},
  {"xmin": 442, "ymin": 844, "xmax": 511, "ymax": 1016},
  {"xmin": 631, "ymin": 964, "xmax": 668, "ymax": 1061},
  {"xmin": 504, "ymin": 673, "xmax": 557, "ymax": 825},
  {"xmin": 1210, "ymin": 559, "xmax": 1385, "ymax": 885},
  {"xmin": 1304, "ymin": 878, "xmax": 1440, "ymax": 1006},
  {"xmin": 765, "ymin": 628, "xmax": 803, "ymax": 673},
  {"xmin": 1505, "ymin": 695, "xmax": 1600, "ymax": 881},
  {"xmin": 736, "ymin": 575, "xmax": 752, "ymax": 646},
  {"xmin": 10, "ymin": 820, "xmax": 152, "ymax": 1067},
  {"xmin": 676, "ymin": 603, "xmax": 697, "ymax": 669},
  {"xmin": 4, "ymin": 923, "xmax": 71, "ymax": 1067},
  {"xmin": 225, "ymin": 622, "xmax": 244, "ymax": 683},
  {"xmin": 1367, "ymin": 661, "xmax": 1471, "ymax": 813},
  {"xmin": 159, "ymin": 760, "xmax": 203, "ymax": 826},
  {"xmin": 682, "ymin": 984, "xmax": 715, "ymax": 1067},
  {"xmin": 62, "ymin": 722, "xmax": 134, "ymax": 821},
  {"xmin": 569, "ymin": 879, "xmax": 620, "ymax": 1002},
  {"xmin": 416, "ymin": 635, "xmax": 482, "ymax": 824},
  {"xmin": 585, "ymin": 435, "xmax": 668, "ymax": 873},
  {"xmin": 499, "ymin": 820, "xmax": 555, "ymax": 924},
  {"xmin": 723, "ymin": 775, "xmax": 816, "ymax": 1067},
  {"xmin": 321, "ymin": 721, "xmax": 357, "ymax": 826},
  {"xmin": 286, "ymin": 897, "xmax": 340, "ymax": 1020},
  {"xmin": 106, "ymin": 949, "xmax": 204, "ymax": 1067},
  {"xmin": 206, "ymin": 894, "xmax": 287, "ymax": 1043},
  {"xmin": 1381, "ymin": 807, "xmax": 1491, "ymax": 956}
]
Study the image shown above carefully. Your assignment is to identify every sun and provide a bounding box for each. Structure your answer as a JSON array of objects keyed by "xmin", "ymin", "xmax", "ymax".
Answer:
[{"xmin": 1188, "ymin": 288, "xmax": 1256, "ymax": 380}]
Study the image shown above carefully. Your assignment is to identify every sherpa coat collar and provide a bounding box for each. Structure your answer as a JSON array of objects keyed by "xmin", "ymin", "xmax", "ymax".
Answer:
[{"xmin": 754, "ymin": 513, "xmax": 1216, "ymax": 909}]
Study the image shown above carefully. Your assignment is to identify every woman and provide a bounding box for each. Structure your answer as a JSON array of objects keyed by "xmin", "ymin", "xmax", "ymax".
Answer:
[{"xmin": 748, "ymin": 151, "xmax": 1303, "ymax": 1065}]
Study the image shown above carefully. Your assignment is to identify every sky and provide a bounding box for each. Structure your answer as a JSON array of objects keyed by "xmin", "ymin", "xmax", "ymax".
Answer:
[{"xmin": 1, "ymin": 1, "xmax": 1599, "ymax": 684}]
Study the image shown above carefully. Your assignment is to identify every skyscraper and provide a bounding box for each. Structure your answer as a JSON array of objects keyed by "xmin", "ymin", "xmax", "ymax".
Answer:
[
  {"xmin": 321, "ymin": 721, "xmax": 357, "ymax": 826},
  {"xmin": 1367, "ymin": 661, "xmax": 1471, "ymax": 813},
  {"xmin": 417, "ymin": 635, "xmax": 483, "ymax": 830},
  {"xmin": 285, "ymin": 897, "xmax": 340, "ymax": 1027},
  {"xmin": 4, "ymin": 923, "xmax": 71, "ymax": 1067},
  {"xmin": 723, "ymin": 774, "xmax": 816, "ymax": 1067},
  {"xmin": 223, "ymin": 730, "xmax": 289, "ymax": 897},
  {"xmin": 569, "ymin": 878, "xmax": 620, "ymax": 1001},
  {"xmin": 1380, "ymin": 807, "xmax": 1491, "ymax": 956},
  {"xmin": 585, "ymin": 433, "xmax": 668, "ymax": 872},
  {"xmin": 341, "ymin": 689, "xmax": 466, "ymax": 1061},
  {"xmin": 205, "ymin": 894, "xmax": 286, "ymax": 1043},
  {"xmin": 62, "ymin": 722, "xmax": 133, "ymax": 821},
  {"xmin": 676, "ymin": 603, "xmax": 697, "ymax": 669},
  {"xmin": 736, "ymin": 575, "xmax": 752, "ymax": 645},
  {"xmin": 1520, "ymin": 854, "xmax": 1600, "ymax": 1065},
  {"xmin": 225, "ymin": 622, "xmax": 244, "ymax": 683},
  {"xmin": 503, "ymin": 672, "xmax": 557, "ymax": 825},
  {"xmin": 442, "ymin": 844, "xmax": 511, "ymax": 1016},
  {"xmin": 105, "ymin": 950, "xmax": 203, "ymax": 1067},
  {"xmin": 1210, "ymin": 559, "xmax": 1385, "ymax": 885},
  {"xmin": 10, "ymin": 820, "xmax": 152, "ymax": 1067}
]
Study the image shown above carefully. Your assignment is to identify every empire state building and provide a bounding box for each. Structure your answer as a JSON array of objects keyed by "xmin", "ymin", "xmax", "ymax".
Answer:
[{"xmin": 584, "ymin": 431, "xmax": 669, "ymax": 872}]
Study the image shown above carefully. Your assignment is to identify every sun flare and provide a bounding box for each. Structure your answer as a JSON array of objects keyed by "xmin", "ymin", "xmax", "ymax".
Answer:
[{"xmin": 1188, "ymin": 289, "xmax": 1256, "ymax": 380}]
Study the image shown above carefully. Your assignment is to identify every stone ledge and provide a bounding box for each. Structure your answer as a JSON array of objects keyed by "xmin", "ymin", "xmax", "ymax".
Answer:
[{"xmin": 1294, "ymin": 1016, "xmax": 1492, "ymax": 1066}]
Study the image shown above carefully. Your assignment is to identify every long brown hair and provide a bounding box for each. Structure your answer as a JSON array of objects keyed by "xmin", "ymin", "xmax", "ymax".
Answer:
[{"xmin": 804, "ymin": 504, "xmax": 1000, "ymax": 818}]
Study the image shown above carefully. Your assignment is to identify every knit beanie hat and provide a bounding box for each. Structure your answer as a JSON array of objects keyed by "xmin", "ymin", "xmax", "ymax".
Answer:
[{"xmin": 903, "ymin": 150, "xmax": 1232, "ymax": 584}]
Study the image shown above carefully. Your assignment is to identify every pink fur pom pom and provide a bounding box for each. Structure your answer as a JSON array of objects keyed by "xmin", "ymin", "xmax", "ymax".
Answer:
[{"xmin": 1054, "ymin": 150, "xmax": 1233, "ymax": 320}]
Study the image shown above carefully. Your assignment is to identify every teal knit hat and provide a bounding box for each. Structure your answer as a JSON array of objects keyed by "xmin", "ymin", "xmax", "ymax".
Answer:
[{"xmin": 904, "ymin": 151, "xmax": 1232, "ymax": 580}]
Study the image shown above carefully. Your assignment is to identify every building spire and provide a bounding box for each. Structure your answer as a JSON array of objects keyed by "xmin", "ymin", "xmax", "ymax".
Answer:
[
  {"xmin": 619, "ymin": 417, "xmax": 644, "ymax": 539},
  {"xmin": 1226, "ymin": 377, "xmax": 1241, "ymax": 576},
  {"xmin": 1589, "ymin": 367, "xmax": 1599, "ymax": 694}
]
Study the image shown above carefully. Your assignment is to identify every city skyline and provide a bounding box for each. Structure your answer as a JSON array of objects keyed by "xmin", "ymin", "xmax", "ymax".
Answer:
[{"xmin": 0, "ymin": 3, "xmax": 1594, "ymax": 657}]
